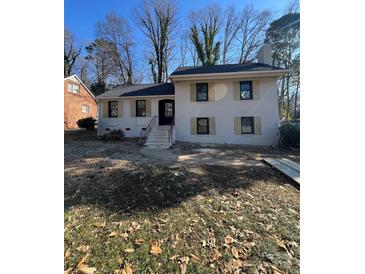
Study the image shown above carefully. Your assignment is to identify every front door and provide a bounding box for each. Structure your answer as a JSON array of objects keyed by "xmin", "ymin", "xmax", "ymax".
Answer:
[{"xmin": 158, "ymin": 99, "xmax": 174, "ymax": 125}]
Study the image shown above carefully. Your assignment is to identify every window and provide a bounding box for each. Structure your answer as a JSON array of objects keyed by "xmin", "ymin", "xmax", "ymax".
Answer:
[
  {"xmin": 240, "ymin": 81, "xmax": 252, "ymax": 100},
  {"xmin": 196, "ymin": 83, "xmax": 208, "ymax": 101},
  {"xmin": 136, "ymin": 100, "xmax": 146, "ymax": 117},
  {"xmin": 241, "ymin": 117, "xmax": 254, "ymax": 134},
  {"xmin": 108, "ymin": 101, "xmax": 118, "ymax": 117},
  {"xmin": 165, "ymin": 102, "xmax": 173, "ymax": 117},
  {"xmin": 67, "ymin": 83, "xmax": 80, "ymax": 94},
  {"xmin": 197, "ymin": 118, "xmax": 209, "ymax": 134},
  {"xmin": 81, "ymin": 104, "xmax": 89, "ymax": 113}
]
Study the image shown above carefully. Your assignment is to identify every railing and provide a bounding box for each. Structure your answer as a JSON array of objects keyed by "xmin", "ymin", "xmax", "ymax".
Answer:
[
  {"xmin": 168, "ymin": 116, "xmax": 175, "ymax": 144},
  {"xmin": 140, "ymin": 115, "xmax": 157, "ymax": 146}
]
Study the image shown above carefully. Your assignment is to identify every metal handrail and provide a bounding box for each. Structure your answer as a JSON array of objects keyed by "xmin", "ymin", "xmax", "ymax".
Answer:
[
  {"xmin": 140, "ymin": 115, "xmax": 157, "ymax": 146},
  {"xmin": 168, "ymin": 116, "xmax": 175, "ymax": 144}
]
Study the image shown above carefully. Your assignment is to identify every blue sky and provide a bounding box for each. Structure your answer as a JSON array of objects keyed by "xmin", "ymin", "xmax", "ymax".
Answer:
[
  {"xmin": 65, "ymin": 0, "xmax": 290, "ymax": 42},
  {"xmin": 65, "ymin": 0, "xmax": 291, "ymax": 81}
]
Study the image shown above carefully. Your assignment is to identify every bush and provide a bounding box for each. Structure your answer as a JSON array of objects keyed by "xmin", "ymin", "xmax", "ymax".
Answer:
[
  {"xmin": 77, "ymin": 117, "xmax": 96, "ymax": 130},
  {"xmin": 102, "ymin": 129, "xmax": 125, "ymax": 141},
  {"xmin": 279, "ymin": 122, "xmax": 300, "ymax": 147}
]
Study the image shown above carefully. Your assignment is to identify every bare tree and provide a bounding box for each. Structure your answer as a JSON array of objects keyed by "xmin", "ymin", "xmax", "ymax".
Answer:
[
  {"xmin": 85, "ymin": 39, "xmax": 114, "ymax": 95},
  {"xmin": 222, "ymin": 6, "xmax": 240, "ymax": 64},
  {"xmin": 188, "ymin": 5, "xmax": 222, "ymax": 66},
  {"xmin": 96, "ymin": 13, "xmax": 137, "ymax": 85},
  {"xmin": 135, "ymin": 0, "xmax": 177, "ymax": 83},
  {"xmin": 74, "ymin": 57, "xmax": 91, "ymax": 87},
  {"xmin": 285, "ymin": 0, "xmax": 299, "ymax": 14},
  {"xmin": 234, "ymin": 5, "xmax": 272, "ymax": 63},
  {"xmin": 266, "ymin": 12, "xmax": 300, "ymax": 119},
  {"xmin": 64, "ymin": 28, "xmax": 81, "ymax": 77}
]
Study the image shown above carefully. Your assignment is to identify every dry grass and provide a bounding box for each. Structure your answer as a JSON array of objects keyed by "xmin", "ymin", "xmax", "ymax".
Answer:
[{"xmin": 64, "ymin": 130, "xmax": 299, "ymax": 273}]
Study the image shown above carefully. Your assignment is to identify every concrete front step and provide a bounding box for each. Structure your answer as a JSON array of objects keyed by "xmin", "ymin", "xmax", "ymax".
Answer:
[
  {"xmin": 145, "ymin": 126, "xmax": 173, "ymax": 148},
  {"xmin": 145, "ymin": 145, "xmax": 171, "ymax": 148},
  {"xmin": 146, "ymin": 140, "xmax": 170, "ymax": 144}
]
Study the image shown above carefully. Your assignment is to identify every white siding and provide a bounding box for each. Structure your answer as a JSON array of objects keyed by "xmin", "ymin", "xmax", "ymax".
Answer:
[
  {"xmin": 97, "ymin": 96, "xmax": 173, "ymax": 137},
  {"xmin": 174, "ymin": 78, "xmax": 280, "ymax": 145}
]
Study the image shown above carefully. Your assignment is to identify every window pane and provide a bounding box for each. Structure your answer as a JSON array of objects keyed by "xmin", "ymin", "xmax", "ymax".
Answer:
[
  {"xmin": 165, "ymin": 102, "xmax": 173, "ymax": 117},
  {"xmin": 68, "ymin": 83, "xmax": 73, "ymax": 92},
  {"xmin": 82, "ymin": 105, "xmax": 89, "ymax": 113},
  {"xmin": 136, "ymin": 100, "xmax": 146, "ymax": 117},
  {"xmin": 197, "ymin": 118, "xmax": 209, "ymax": 134},
  {"xmin": 109, "ymin": 101, "xmax": 118, "ymax": 117},
  {"xmin": 197, "ymin": 83, "xmax": 208, "ymax": 101},
  {"xmin": 240, "ymin": 81, "xmax": 252, "ymax": 100},
  {"xmin": 241, "ymin": 117, "xmax": 254, "ymax": 134},
  {"xmin": 73, "ymin": 84, "xmax": 80, "ymax": 94}
]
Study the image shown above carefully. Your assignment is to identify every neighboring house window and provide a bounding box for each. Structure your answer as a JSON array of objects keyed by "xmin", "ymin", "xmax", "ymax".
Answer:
[
  {"xmin": 82, "ymin": 104, "xmax": 89, "ymax": 113},
  {"xmin": 67, "ymin": 83, "xmax": 80, "ymax": 94},
  {"xmin": 108, "ymin": 101, "xmax": 118, "ymax": 117},
  {"xmin": 136, "ymin": 100, "xmax": 146, "ymax": 117},
  {"xmin": 241, "ymin": 117, "xmax": 254, "ymax": 134},
  {"xmin": 240, "ymin": 81, "xmax": 253, "ymax": 100},
  {"xmin": 196, "ymin": 83, "xmax": 208, "ymax": 101},
  {"xmin": 197, "ymin": 118, "xmax": 209, "ymax": 134}
]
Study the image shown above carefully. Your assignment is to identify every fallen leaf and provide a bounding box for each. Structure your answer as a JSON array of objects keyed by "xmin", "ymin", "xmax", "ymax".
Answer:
[
  {"xmin": 78, "ymin": 265, "xmax": 96, "ymax": 274},
  {"xmin": 64, "ymin": 248, "xmax": 71, "ymax": 260},
  {"xmin": 224, "ymin": 235, "xmax": 235, "ymax": 244},
  {"xmin": 190, "ymin": 253, "xmax": 200, "ymax": 262},
  {"xmin": 109, "ymin": 231, "xmax": 117, "ymax": 237},
  {"xmin": 211, "ymin": 248, "xmax": 222, "ymax": 262},
  {"xmin": 77, "ymin": 245, "xmax": 90, "ymax": 253},
  {"xmin": 124, "ymin": 248, "xmax": 135, "ymax": 253},
  {"xmin": 121, "ymin": 262, "xmax": 133, "ymax": 274},
  {"xmin": 64, "ymin": 267, "xmax": 73, "ymax": 274},
  {"xmin": 243, "ymin": 241, "xmax": 256, "ymax": 249},
  {"xmin": 179, "ymin": 257, "xmax": 189, "ymax": 274},
  {"xmin": 135, "ymin": 238, "xmax": 145, "ymax": 245},
  {"xmin": 170, "ymin": 255, "xmax": 178, "ymax": 261},
  {"xmin": 150, "ymin": 242, "xmax": 163, "ymax": 255},
  {"xmin": 76, "ymin": 254, "xmax": 89, "ymax": 269},
  {"xmin": 276, "ymin": 239, "xmax": 293, "ymax": 258},
  {"xmin": 201, "ymin": 240, "xmax": 206, "ymax": 247},
  {"xmin": 231, "ymin": 258, "xmax": 244, "ymax": 269},
  {"xmin": 94, "ymin": 221, "xmax": 106, "ymax": 228},
  {"xmin": 231, "ymin": 246, "xmax": 239, "ymax": 259},
  {"xmin": 120, "ymin": 232, "xmax": 129, "ymax": 240}
]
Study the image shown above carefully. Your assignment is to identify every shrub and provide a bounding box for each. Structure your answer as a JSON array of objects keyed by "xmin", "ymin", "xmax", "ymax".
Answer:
[
  {"xmin": 279, "ymin": 122, "xmax": 300, "ymax": 147},
  {"xmin": 77, "ymin": 117, "xmax": 96, "ymax": 130},
  {"xmin": 102, "ymin": 129, "xmax": 125, "ymax": 141}
]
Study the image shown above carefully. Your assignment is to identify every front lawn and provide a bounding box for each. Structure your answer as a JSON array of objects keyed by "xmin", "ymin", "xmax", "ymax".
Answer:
[{"xmin": 64, "ymin": 130, "xmax": 300, "ymax": 273}]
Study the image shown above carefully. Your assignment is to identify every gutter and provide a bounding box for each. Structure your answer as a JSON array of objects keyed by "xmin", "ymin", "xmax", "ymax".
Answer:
[
  {"xmin": 96, "ymin": 94, "xmax": 175, "ymax": 101},
  {"xmin": 169, "ymin": 69, "xmax": 289, "ymax": 81}
]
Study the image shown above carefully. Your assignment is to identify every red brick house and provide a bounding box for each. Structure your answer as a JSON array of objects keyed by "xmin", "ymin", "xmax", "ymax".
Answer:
[{"xmin": 64, "ymin": 75, "xmax": 98, "ymax": 129}]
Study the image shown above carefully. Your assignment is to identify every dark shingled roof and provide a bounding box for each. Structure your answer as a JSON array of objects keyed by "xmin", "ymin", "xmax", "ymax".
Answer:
[
  {"xmin": 170, "ymin": 63, "xmax": 285, "ymax": 76},
  {"xmin": 96, "ymin": 83, "xmax": 174, "ymax": 99}
]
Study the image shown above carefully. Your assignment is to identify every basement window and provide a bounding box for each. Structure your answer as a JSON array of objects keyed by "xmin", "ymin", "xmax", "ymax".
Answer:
[
  {"xmin": 241, "ymin": 117, "xmax": 254, "ymax": 134},
  {"xmin": 197, "ymin": 118, "xmax": 209, "ymax": 134}
]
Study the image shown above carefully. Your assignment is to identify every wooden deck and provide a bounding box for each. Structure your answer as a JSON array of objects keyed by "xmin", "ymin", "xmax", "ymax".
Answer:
[{"xmin": 263, "ymin": 158, "xmax": 300, "ymax": 184}]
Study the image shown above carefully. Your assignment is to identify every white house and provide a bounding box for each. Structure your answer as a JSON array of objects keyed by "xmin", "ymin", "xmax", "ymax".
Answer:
[{"xmin": 96, "ymin": 45, "xmax": 288, "ymax": 148}]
